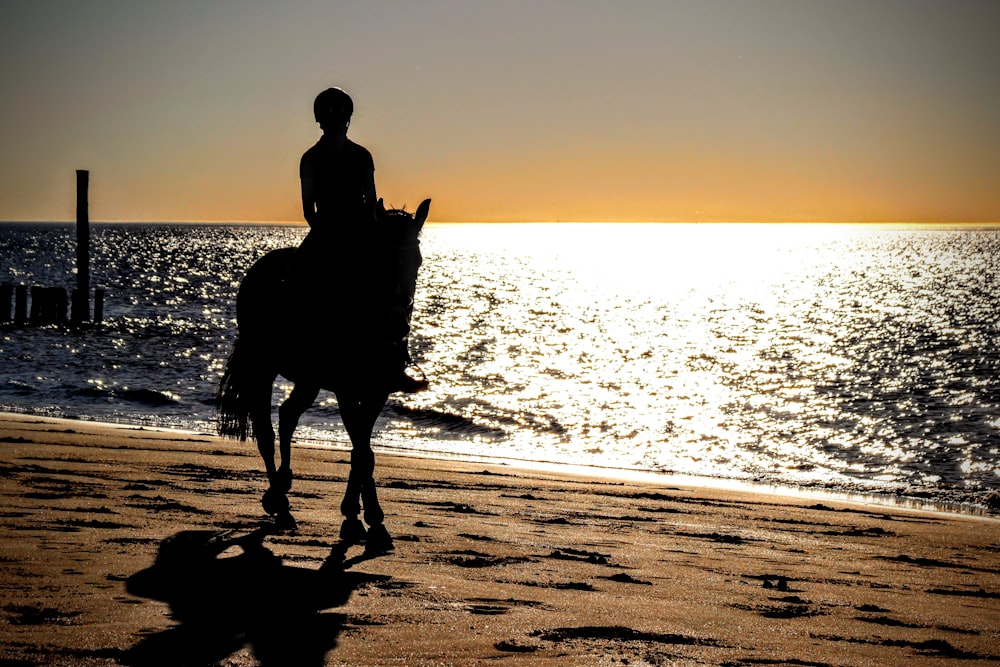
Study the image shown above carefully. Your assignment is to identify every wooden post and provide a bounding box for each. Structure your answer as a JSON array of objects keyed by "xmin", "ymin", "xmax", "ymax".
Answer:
[
  {"xmin": 28, "ymin": 287, "xmax": 68, "ymax": 325},
  {"xmin": 29, "ymin": 285, "xmax": 42, "ymax": 324},
  {"xmin": 0, "ymin": 283, "xmax": 11, "ymax": 323},
  {"xmin": 72, "ymin": 169, "xmax": 90, "ymax": 324},
  {"xmin": 14, "ymin": 285, "xmax": 27, "ymax": 325},
  {"xmin": 54, "ymin": 287, "xmax": 68, "ymax": 325}
]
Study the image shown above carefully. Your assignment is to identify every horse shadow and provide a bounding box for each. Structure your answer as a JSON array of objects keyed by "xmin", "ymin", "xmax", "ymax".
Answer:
[{"xmin": 121, "ymin": 527, "xmax": 387, "ymax": 667}]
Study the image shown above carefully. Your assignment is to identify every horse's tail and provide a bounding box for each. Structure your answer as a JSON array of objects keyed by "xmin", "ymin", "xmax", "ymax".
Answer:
[{"xmin": 215, "ymin": 337, "xmax": 254, "ymax": 441}]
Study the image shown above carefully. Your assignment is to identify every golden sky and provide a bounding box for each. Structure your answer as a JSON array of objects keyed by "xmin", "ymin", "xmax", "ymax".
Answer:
[{"xmin": 1, "ymin": 1, "xmax": 998, "ymax": 223}]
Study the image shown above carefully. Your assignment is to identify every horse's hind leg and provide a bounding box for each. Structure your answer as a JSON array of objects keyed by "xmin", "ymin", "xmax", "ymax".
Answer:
[
  {"xmin": 247, "ymin": 379, "xmax": 277, "ymax": 479},
  {"xmin": 246, "ymin": 376, "xmax": 291, "ymax": 521},
  {"xmin": 276, "ymin": 383, "xmax": 319, "ymax": 482}
]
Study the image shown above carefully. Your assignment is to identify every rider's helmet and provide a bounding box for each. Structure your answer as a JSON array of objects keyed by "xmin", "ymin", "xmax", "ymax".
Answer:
[{"xmin": 314, "ymin": 87, "xmax": 354, "ymax": 126}]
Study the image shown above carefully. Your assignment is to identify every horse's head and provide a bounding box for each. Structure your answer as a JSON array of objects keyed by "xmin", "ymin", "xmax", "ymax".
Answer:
[{"xmin": 376, "ymin": 198, "xmax": 431, "ymax": 247}]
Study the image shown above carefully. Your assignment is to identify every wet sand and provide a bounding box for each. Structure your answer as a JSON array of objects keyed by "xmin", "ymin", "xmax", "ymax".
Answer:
[{"xmin": 1, "ymin": 411, "xmax": 998, "ymax": 666}]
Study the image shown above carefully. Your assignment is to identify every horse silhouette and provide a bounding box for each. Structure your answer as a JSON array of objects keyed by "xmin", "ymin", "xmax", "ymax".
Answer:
[{"xmin": 217, "ymin": 198, "xmax": 430, "ymax": 552}]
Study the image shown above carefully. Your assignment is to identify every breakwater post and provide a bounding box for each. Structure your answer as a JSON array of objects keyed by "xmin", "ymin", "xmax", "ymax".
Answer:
[
  {"xmin": 0, "ymin": 283, "xmax": 11, "ymax": 323},
  {"xmin": 29, "ymin": 286, "xmax": 68, "ymax": 325},
  {"xmin": 14, "ymin": 285, "xmax": 27, "ymax": 325},
  {"xmin": 2, "ymin": 170, "xmax": 104, "ymax": 329},
  {"xmin": 71, "ymin": 169, "xmax": 90, "ymax": 325}
]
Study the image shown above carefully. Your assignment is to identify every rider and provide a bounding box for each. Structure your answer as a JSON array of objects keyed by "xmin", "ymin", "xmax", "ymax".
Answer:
[
  {"xmin": 299, "ymin": 87, "xmax": 427, "ymax": 393},
  {"xmin": 300, "ymin": 87, "xmax": 375, "ymax": 252}
]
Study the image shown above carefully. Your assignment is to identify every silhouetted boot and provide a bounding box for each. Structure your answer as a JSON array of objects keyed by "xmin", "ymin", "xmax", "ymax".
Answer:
[
  {"xmin": 394, "ymin": 367, "xmax": 429, "ymax": 394},
  {"xmin": 386, "ymin": 342, "xmax": 427, "ymax": 394}
]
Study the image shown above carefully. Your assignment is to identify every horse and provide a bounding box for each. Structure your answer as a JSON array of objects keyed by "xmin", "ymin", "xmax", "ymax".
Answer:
[{"xmin": 216, "ymin": 199, "xmax": 430, "ymax": 553}]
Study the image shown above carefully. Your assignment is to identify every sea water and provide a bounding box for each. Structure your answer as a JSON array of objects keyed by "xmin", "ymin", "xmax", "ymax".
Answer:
[{"xmin": 1, "ymin": 222, "xmax": 998, "ymax": 511}]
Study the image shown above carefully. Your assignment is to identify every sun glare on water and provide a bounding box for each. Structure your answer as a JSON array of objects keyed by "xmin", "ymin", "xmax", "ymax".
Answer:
[
  {"xmin": 402, "ymin": 224, "xmax": 865, "ymax": 476},
  {"xmin": 1, "ymin": 221, "xmax": 997, "ymax": 505}
]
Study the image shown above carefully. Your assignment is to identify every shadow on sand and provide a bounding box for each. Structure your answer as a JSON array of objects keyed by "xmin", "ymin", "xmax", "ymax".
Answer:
[{"xmin": 122, "ymin": 527, "xmax": 386, "ymax": 666}]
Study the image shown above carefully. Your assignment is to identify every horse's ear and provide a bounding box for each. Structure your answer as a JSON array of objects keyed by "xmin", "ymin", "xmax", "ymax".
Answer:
[{"xmin": 414, "ymin": 198, "xmax": 431, "ymax": 227}]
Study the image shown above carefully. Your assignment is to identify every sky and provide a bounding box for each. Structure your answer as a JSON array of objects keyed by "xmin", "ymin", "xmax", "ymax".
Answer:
[{"xmin": 1, "ymin": 0, "xmax": 998, "ymax": 223}]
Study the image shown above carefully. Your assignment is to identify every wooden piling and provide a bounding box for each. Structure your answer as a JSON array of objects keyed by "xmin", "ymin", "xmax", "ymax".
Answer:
[
  {"xmin": 14, "ymin": 285, "xmax": 27, "ymax": 325},
  {"xmin": 72, "ymin": 169, "xmax": 90, "ymax": 324},
  {"xmin": 5, "ymin": 170, "xmax": 103, "ymax": 328},
  {"xmin": 0, "ymin": 283, "xmax": 11, "ymax": 323},
  {"xmin": 26, "ymin": 288, "xmax": 36, "ymax": 324},
  {"xmin": 29, "ymin": 286, "xmax": 67, "ymax": 326}
]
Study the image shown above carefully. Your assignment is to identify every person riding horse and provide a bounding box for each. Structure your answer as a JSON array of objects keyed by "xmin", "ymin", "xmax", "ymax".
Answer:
[
  {"xmin": 297, "ymin": 87, "xmax": 427, "ymax": 395},
  {"xmin": 217, "ymin": 89, "xmax": 430, "ymax": 546}
]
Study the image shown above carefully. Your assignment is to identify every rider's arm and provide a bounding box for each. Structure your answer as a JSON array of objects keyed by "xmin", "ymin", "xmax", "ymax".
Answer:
[
  {"xmin": 362, "ymin": 169, "xmax": 377, "ymax": 223},
  {"xmin": 300, "ymin": 152, "xmax": 320, "ymax": 228},
  {"xmin": 301, "ymin": 175, "xmax": 319, "ymax": 227}
]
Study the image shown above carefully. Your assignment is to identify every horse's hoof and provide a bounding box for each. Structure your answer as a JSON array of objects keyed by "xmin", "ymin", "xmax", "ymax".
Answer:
[
  {"xmin": 340, "ymin": 518, "xmax": 367, "ymax": 545},
  {"xmin": 365, "ymin": 524, "xmax": 394, "ymax": 554},
  {"xmin": 261, "ymin": 488, "xmax": 290, "ymax": 516},
  {"xmin": 269, "ymin": 468, "xmax": 293, "ymax": 494}
]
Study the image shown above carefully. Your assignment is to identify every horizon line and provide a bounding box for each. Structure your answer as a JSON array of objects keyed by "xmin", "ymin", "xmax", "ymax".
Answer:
[{"xmin": 2, "ymin": 219, "xmax": 999, "ymax": 227}]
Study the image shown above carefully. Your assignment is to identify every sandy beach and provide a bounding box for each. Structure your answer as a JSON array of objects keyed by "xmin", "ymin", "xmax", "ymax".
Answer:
[{"xmin": 1, "ymin": 411, "xmax": 997, "ymax": 666}]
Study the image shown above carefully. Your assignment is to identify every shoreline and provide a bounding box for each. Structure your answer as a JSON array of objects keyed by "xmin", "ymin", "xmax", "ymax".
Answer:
[
  {"xmin": 3, "ymin": 408, "xmax": 996, "ymax": 519},
  {"xmin": 1, "ymin": 411, "xmax": 999, "ymax": 665},
  {"xmin": 356, "ymin": 441, "xmax": 1000, "ymax": 519}
]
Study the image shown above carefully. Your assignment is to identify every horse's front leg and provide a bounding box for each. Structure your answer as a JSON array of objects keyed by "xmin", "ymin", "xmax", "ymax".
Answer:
[
  {"xmin": 261, "ymin": 383, "xmax": 318, "ymax": 525},
  {"xmin": 338, "ymin": 390, "xmax": 392, "ymax": 551}
]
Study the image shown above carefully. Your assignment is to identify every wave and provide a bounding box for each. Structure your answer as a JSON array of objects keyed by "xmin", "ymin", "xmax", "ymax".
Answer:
[
  {"xmin": 4, "ymin": 379, "xmax": 36, "ymax": 394},
  {"xmin": 71, "ymin": 386, "xmax": 180, "ymax": 406},
  {"xmin": 386, "ymin": 404, "xmax": 506, "ymax": 439}
]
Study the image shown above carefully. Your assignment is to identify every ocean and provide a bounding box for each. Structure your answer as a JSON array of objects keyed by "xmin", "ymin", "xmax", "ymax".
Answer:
[{"xmin": 1, "ymin": 222, "xmax": 998, "ymax": 513}]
